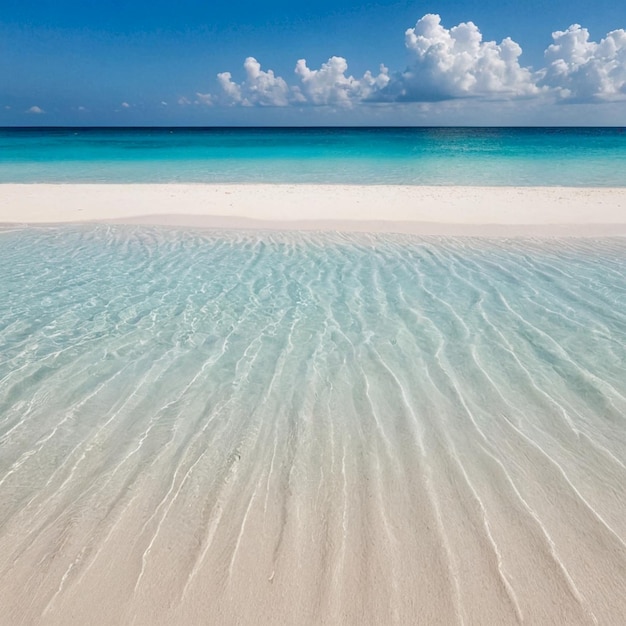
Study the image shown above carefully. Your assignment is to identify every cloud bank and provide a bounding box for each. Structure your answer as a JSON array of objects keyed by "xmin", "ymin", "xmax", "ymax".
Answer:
[{"xmin": 205, "ymin": 14, "xmax": 626, "ymax": 108}]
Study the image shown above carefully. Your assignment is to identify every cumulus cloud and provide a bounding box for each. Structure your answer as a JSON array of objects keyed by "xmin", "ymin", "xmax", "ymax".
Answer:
[
  {"xmin": 120, "ymin": 102, "xmax": 131, "ymax": 108},
  {"xmin": 213, "ymin": 55, "xmax": 388, "ymax": 108},
  {"xmin": 539, "ymin": 24, "xmax": 626, "ymax": 101},
  {"xmin": 381, "ymin": 14, "xmax": 538, "ymax": 101},
  {"xmin": 207, "ymin": 15, "xmax": 626, "ymax": 107},
  {"xmin": 216, "ymin": 57, "xmax": 291, "ymax": 106},
  {"xmin": 294, "ymin": 57, "xmax": 389, "ymax": 106},
  {"xmin": 26, "ymin": 105, "xmax": 44, "ymax": 114}
]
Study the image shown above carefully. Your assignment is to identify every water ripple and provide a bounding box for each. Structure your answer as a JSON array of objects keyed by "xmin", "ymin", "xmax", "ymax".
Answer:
[{"xmin": 0, "ymin": 225, "xmax": 624, "ymax": 625}]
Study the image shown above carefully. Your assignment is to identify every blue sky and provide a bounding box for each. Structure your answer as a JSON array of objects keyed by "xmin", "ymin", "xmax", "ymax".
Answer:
[{"xmin": 1, "ymin": 0, "xmax": 625, "ymax": 125}]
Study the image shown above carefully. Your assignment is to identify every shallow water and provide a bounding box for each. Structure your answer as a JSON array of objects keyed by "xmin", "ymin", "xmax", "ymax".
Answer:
[
  {"xmin": 1, "ymin": 226, "xmax": 625, "ymax": 624},
  {"xmin": 2, "ymin": 127, "xmax": 626, "ymax": 185}
]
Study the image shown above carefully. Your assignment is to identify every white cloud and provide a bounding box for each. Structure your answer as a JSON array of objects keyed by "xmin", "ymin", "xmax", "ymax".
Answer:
[
  {"xmin": 216, "ymin": 57, "xmax": 291, "ymax": 106},
  {"xmin": 26, "ymin": 105, "xmax": 44, "ymax": 114},
  {"xmin": 213, "ymin": 56, "xmax": 389, "ymax": 108},
  {"xmin": 539, "ymin": 25, "xmax": 626, "ymax": 101},
  {"xmin": 383, "ymin": 14, "xmax": 537, "ymax": 101},
  {"xmin": 294, "ymin": 57, "xmax": 389, "ymax": 106},
  {"xmin": 177, "ymin": 96, "xmax": 191, "ymax": 106},
  {"xmin": 121, "ymin": 101, "xmax": 131, "ymax": 108}
]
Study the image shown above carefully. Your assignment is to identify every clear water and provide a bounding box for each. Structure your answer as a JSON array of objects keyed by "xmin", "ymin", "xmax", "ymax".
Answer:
[
  {"xmin": 2, "ymin": 127, "xmax": 626, "ymax": 185},
  {"xmin": 1, "ymin": 226, "xmax": 626, "ymax": 622}
]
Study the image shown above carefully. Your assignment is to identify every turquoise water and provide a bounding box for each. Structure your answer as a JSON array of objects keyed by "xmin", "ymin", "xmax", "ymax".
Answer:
[
  {"xmin": 1, "ymin": 127, "xmax": 626, "ymax": 185},
  {"xmin": 1, "ymin": 226, "xmax": 626, "ymax": 622}
]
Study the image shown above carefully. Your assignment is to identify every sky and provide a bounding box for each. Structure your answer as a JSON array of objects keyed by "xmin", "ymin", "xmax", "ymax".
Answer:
[{"xmin": 1, "ymin": 0, "xmax": 625, "ymax": 125}]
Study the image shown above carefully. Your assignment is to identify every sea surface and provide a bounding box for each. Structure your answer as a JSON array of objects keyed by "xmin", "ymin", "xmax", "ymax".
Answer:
[
  {"xmin": 1, "ymin": 225, "xmax": 625, "ymax": 624},
  {"xmin": 1, "ymin": 126, "xmax": 626, "ymax": 186}
]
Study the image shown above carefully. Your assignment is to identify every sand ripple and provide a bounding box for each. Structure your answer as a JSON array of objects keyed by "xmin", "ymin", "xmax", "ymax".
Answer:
[{"xmin": 0, "ymin": 226, "xmax": 625, "ymax": 624}]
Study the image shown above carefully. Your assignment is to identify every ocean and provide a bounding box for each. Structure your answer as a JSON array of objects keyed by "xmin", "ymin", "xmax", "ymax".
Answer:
[
  {"xmin": 1, "ymin": 128, "xmax": 626, "ymax": 623},
  {"xmin": 1, "ymin": 126, "xmax": 626, "ymax": 185}
]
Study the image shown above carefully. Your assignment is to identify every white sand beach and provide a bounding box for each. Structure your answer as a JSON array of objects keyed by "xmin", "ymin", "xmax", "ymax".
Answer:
[{"xmin": 1, "ymin": 183, "xmax": 626, "ymax": 235}]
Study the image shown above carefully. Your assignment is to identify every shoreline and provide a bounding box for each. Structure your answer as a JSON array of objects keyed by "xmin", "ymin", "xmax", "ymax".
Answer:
[{"xmin": 1, "ymin": 183, "xmax": 626, "ymax": 236}]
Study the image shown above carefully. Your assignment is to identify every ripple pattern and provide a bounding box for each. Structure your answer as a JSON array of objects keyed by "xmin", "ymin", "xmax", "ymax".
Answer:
[{"xmin": 0, "ymin": 225, "xmax": 625, "ymax": 625}]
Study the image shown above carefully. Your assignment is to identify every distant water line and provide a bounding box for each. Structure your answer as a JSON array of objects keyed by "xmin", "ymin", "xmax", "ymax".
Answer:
[
  {"xmin": 0, "ymin": 225, "xmax": 625, "ymax": 624},
  {"xmin": 1, "ymin": 127, "xmax": 626, "ymax": 185}
]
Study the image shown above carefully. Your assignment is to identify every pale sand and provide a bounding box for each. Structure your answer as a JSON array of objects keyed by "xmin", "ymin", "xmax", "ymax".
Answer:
[{"xmin": 1, "ymin": 183, "xmax": 626, "ymax": 235}]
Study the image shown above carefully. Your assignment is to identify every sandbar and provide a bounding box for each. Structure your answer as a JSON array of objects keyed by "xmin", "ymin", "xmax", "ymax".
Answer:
[{"xmin": 1, "ymin": 183, "xmax": 625, "ymax": 236}]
